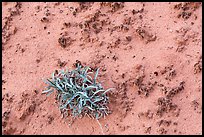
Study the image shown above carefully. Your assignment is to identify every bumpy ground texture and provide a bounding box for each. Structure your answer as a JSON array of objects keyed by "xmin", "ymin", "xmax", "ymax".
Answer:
[{"xmin": 2, "ymin": 2, "xmax": 202, "ymax": 135}]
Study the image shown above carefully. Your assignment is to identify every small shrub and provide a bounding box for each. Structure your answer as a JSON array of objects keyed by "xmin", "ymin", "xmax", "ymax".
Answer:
[{"xmin": 42, "ymin": 63, "xmax": 113, "ymax": 120}]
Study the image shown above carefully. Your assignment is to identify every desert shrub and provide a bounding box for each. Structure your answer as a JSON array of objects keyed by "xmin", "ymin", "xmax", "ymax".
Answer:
[{"xmin": 42, "ymin": 63, "xmax": 113, "ymax": 120}]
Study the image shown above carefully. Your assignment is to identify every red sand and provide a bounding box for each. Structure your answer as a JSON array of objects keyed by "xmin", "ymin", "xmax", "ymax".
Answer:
[{"xmin": 2, "ymin": 2, "xmax": 202, "ymax": 135}]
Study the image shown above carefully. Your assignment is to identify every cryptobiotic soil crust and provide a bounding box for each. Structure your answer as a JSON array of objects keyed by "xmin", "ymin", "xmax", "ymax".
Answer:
[{"xmin": 2, "ymin": 2, "xmax": 202, "ymax": 135}]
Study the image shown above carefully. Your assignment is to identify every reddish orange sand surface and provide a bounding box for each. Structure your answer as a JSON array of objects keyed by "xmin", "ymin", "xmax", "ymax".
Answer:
[{"xmin": 2, "ymin": 2, "xmax": 202, "ymax": 135}]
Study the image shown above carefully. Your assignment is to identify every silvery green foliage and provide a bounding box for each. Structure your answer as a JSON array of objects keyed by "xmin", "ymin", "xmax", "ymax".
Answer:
[{"xmin": 42, "ymin": 63, "xmax": 113, "ymax": 119}]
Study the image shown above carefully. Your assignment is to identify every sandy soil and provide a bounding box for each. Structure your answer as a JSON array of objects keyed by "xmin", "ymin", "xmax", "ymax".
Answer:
[{"xmin": 2, "ymin": 2, "xmax": 202, "ymax": 135}]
